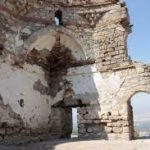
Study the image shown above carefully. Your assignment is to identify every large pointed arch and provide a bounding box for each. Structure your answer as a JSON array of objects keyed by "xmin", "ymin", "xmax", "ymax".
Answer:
[{"xmin": 24, "ymin": 26, "xmax": 94, "ymax": 61}]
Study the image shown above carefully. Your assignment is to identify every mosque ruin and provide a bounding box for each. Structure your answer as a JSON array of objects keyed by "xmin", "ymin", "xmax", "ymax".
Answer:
[{"xmin": 0, "ymin": 0, "xmax": 149, "ymax": 142}]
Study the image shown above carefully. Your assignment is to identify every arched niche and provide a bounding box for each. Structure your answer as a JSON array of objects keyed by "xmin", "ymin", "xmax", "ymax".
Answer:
[{"xmin": 26, "ymin": 28, "xmax": 87, "ymax": 61}]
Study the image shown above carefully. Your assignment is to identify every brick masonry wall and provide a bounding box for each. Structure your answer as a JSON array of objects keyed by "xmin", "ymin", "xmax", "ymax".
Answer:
[{"xmin": 0, "ymin": 0, "xmax": 149, "ymax": 142}]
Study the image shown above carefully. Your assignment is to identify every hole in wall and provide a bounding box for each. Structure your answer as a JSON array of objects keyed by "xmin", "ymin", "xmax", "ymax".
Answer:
[
  {"xmin": 102, "ymin": 59, "xmax": 106, "ymax": 62},
  {"xmin": 0, "ymin": 44, "xmax": 4, "ymax": 55},
  {"xmin": 18, "ymin": 99, "xmax": 24, "ymax": 108},
  {"xmin": 55, "ymin": 9, "xmax": 63, "ymax": 26}
]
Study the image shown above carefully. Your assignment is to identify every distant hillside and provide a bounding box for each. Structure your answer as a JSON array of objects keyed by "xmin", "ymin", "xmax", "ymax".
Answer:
[
  {"xmin": 135, "ymin": 121, "xmax": 150, "ymax": 132},
  {"xmin": 134, "ymin": 113, "xmax": 150, "ymax": 122}
]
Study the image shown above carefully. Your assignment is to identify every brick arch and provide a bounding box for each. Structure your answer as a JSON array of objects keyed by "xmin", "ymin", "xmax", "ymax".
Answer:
[
  {"xmin": 24, "ymin": 26, "xmax": 92, "ymax": 61},
  {"xmin": 116, "ymin": 64, "xmax": 150, "ymax": 140},
  {"xmin": 128, "ymin": 90, "xmax": 150, "ymax": 102},
  {"xmin": 116, "ymin": 63, "xmax": 150, "ymax": 104},
  {"xmin": 125, "ymin": 85, "xmax": 150, "ymax": 103}
]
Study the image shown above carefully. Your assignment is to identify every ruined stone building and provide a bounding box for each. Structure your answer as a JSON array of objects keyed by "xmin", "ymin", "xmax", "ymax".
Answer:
[{"xmin": 0, "ymin": 0, "xmax": 149, "ymax": 141}]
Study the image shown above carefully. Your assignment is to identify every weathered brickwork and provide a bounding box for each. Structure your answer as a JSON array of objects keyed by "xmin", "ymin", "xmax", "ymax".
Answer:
[{"xmin": 0, "ymin": 0, "xmax": 149, "ymax": 143}]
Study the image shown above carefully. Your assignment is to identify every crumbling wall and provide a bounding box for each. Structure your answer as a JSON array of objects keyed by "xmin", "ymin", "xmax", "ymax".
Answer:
[
  {"xmin": 98, "ymin": 63, "xmax": 150, "ymax": 140},
  {"xmin": 0, "ymin": 0, "xmax": 128, "ymax": 66},
  {"xmin": 64, "ymin": 63, "xmax": 150, "ymax": 140},
  {"xmin": 92, "ymin": 1, "xmax": 130, "ymax": 71},
  {"xmin": 0, "ymin": 0, "xmax": 149, "ymax": 141},
  {"xmin": 0, "ymin": 24, "xmax": 96, "ymax": 141},
  {"xmin": 0, "ymin": 94, "xmax": 23, "ymax": 140},
  {"xmin": 26, "ymin": 34, "xmax": 97, "ymax": 138},
  {"xmin": 0, "ymin": 62, "xmax": 56, "ymax": 141}
]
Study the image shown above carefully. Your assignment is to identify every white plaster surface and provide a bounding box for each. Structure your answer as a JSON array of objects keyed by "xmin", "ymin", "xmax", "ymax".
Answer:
[{"xmin": 0, "ymin": 63, "xmax": 52, "ymax": 129}]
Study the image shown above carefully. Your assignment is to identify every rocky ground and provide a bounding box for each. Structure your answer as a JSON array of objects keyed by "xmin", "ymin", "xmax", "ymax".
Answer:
[{"xmin": 0, "ymin": 138, "xmax": 150, "ymax": 150}]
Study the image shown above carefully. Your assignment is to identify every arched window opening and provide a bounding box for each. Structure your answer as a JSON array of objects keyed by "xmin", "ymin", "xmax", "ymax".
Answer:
[
  {"xmin": 55, "ymin": 9, "xmax": 63, "ymax": 26},
  {"xmin": 129, "ymin": 92, "xmax": 150, "ymax": 139}
]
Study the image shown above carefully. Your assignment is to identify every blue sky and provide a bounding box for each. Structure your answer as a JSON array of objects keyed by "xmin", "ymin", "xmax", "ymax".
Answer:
[
  {"xmin": 125, "ymin": 0, "xmax": 150, "ymax": 117},
  {"xmin": 125, "ymin": 0, "xmax": 150, "ymax": 63}
]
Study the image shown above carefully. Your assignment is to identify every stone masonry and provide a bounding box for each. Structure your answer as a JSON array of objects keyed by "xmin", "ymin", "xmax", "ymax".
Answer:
[{"xmin": 0, "ymin": 0, "xmax": 149, "ymax": 142}]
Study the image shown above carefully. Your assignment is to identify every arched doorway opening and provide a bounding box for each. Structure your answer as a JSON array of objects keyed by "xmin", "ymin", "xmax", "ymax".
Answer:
[
  {"xmin": 51, "ymin": 100, "xmax": 89, "ymax": 139},
  {"xmin": 129, "ymin": 92, "xmax": 150, "ymax": 139}
]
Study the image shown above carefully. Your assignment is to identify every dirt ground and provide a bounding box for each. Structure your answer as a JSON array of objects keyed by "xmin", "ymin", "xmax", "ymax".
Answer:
[{"xmin": 0, "ymin": 138, "xmax": 150, "ymax": 150}]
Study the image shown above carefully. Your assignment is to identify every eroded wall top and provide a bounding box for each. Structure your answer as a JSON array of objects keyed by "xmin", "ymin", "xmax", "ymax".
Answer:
[{"xmin": 0, "ymin": 0, "xmax": 131, "ymax": 71}]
